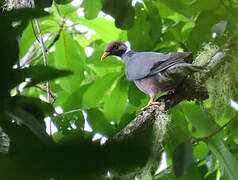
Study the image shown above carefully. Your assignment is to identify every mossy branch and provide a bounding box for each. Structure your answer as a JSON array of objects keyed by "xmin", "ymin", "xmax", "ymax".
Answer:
[{"xmin": 107, "ymin": 32, "xmax": 238, "ymax": 179}]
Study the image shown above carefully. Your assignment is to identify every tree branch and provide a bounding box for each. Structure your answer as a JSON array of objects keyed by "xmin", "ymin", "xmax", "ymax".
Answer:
[
  {"xmin": 34, "ymin": 85, "xmax": 56, "ymax": 103},
  {"xmin": 107, "ymin": 32, "xmax": 238, "ymax": 179}
]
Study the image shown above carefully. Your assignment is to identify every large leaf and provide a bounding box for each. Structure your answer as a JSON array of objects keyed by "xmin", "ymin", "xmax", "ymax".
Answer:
[
  {"xmin": 82, "ymin": 0, "xmax": 102, "ymax": 20},
  {"xmin": 55, "ymin": 0, "xmax": 73, "ymax": 4},
  {"xmin": 55, "ymin": 32, "xmax": 85, "ymax": 93},
  {"xmin": 128, "ymin": 81, "xmax": 148, "ymax": 107},
  {"xmin": 186, "ymin": 11, "xmax": 221, "ymax": 52},
  {"xmin": 0, "ymin": 8, "xmax": 50, "ymax": 97},
  {"xmin": 173, "ymin": 138, "xmax": 193, "ymax": 178},
  {"xmin": 86, "ymin": 108, "xmax": 114, "ymax": 137},
  {"xmin": 62, "ymin": 84, "xmax": 91, "ymax": 111},
  {"xmin": 127, "ymin": 4, "xmax": 154, "ymax": 51},
  {"xmin": 5, "ymin": 100, "xmax": 54, "ymax": 146},
  {"xmin": 81, "ymin": 72, "xmax": 120, "ymax": 109},
  {"xmin": 182, "ymin": 103, "xmax": 238, "ymax": 180},
  {"xmin": 74, "ymin": 18, "xmax": 122, "ymax": 42},
  {"xmin": 207, "ymin": 138, "xmax": 238, "ymax": 180},
  {"xmin": 157, "ymin": 0, "xmax": 219, "ymax": 17},
  {"xmin": 104, "ymin": 76, "xmax": 129, "ymax": 123},
  {"xmin": 165, "ymin": 106, "xmax": 190, "ymax": 157},
  {"xmin": 0, "ymin": 8, "xmax": 49, "ymax": 25},
  {"xmin": 12, "ymin": 65, "xmax": 72, "ymax": 88},
  {"xmin": 12, "ymin": 96, "xmax": 54, "ymax": 116},
  {"xmin": 102, "ymin": 0, "xmax": 135, "ymax": 30},
  {"xmin": 34, "ymin": 0, "xmax": 53, "ymax": 8},
  {"xmin": 54, "ymin": 110, "xmax": 84, "ymax": 134}
]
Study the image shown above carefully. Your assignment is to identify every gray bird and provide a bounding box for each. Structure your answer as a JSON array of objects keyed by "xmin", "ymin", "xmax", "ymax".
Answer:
[{"xmin": 101, "ymin": 40, "xmax": 201, "ymax": 109}]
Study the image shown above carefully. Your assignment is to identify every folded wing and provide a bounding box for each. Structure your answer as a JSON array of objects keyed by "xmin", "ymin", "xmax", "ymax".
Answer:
[{"xmin": 125, "ymin": 52, "xmax": 193, "ymax": 80}]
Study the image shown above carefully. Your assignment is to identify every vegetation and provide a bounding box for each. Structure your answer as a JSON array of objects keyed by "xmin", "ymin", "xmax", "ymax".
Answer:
[{"xmin": 1, "ymin": 0, "xmax": 238, "ymax": 179}]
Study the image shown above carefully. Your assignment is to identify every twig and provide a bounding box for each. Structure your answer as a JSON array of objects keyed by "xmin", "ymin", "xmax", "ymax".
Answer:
[
  {"xmin": 53, "ymin": 0, "xmax": 62, "ymax": 17},
  {"xmin": 34, "ymin": 19, "xmax": 52, "ymax": 103},
  {"xmin": 34, "ymin": 85, "xmax": 56, "ymax": 103},
  {"xmin": 34, "ymin": 18, "xmax": 53, "ymax": 135},
  {"xmin": 54, "ymin": 109, "xmax": 82, "ymax": 116},
  {"xmin": 31, "ymin": 20, "xmax": 40, "ymax": 43},
  {"xmin": 192, "ymin": 113, "xmax": 238, "ymax": 143},
  {"xmin": 19, "ymin": 20, "xmax": 65, "ymax": 67},
  {"xmin": 19, "ymin": 33, "xmax": 53, "ymax": 67}
]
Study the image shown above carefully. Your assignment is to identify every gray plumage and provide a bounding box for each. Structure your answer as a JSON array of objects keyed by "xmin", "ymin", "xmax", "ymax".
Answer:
[
  {"xmin": 102, "ymin": 41, "xmax": 202, "ymax": 106},
  {"xmin": 121, "ymin": 50, "xmax": 201, "ymax": 99}
]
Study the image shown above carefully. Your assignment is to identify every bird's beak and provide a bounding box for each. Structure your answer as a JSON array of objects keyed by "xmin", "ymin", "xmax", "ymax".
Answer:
[{"xmin": 101, "ymin": 52, "xmax": 109, "ymax": 61}]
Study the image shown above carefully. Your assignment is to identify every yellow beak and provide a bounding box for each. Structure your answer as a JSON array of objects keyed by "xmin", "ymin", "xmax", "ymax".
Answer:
[{"xmin": 101, "ymin": 52, "xmax": 109, "ymax": 61}]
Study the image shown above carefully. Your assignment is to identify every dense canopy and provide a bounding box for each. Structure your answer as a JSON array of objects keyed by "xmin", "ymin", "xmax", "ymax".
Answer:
[{"xmin": 1, "ymin": 0, "xmax": 238, "ymax": 180}]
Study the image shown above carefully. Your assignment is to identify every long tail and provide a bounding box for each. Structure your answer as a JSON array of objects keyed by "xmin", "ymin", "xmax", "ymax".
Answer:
[
  {"xmin": 187, "ymin": 64, "xmax": 205, "ymax": 72},
  {"xmin": 166, "ymin": 63, "xmax": 205, "ymax": 76}
]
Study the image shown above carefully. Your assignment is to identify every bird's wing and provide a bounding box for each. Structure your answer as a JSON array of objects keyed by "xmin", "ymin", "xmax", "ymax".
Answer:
[{"xmin": 125, "ymin": 52, "xmax": 192, "ymax": 80}]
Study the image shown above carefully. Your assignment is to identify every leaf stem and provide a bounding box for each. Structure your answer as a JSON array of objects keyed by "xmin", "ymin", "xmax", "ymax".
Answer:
[{"xmin": 192, "ymin": 113, "xmax": 237, "ymax": 143}]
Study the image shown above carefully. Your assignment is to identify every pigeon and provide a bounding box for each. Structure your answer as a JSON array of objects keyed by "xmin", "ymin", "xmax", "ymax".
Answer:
[{"xmin": 101, "ymin": 40, "xmax": 201, "ymax": 109}]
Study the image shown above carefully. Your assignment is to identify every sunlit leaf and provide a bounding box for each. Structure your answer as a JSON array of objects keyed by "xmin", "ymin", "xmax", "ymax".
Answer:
[
  {"xmin": 55, "ymin": 31, "xmax": 85, "ymax": 93},
  {"xmin": 82, "ymin": 0, "xmax": 102, "ymax": 20},
  {"xmin": 75, "ymin": 18, "xmax": 122, "ymax": 42},
  {"xmin": 104, "ymin": 76, "xmax": 129, "ymax": 123},
  {"xmin": 81, "ymin": 72, "xmax": 120, "ymax": 109}
]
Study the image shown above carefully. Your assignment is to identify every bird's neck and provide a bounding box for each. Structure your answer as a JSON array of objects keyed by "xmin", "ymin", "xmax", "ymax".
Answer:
[{"xmin": 121, "ymin": 50, "xmax": 135, "ymax": 64}]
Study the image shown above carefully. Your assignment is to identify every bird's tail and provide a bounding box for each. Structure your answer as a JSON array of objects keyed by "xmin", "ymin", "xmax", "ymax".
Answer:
[{"xmin": 187, "ymin": 64, "xmax": 205, "ymax": 72}]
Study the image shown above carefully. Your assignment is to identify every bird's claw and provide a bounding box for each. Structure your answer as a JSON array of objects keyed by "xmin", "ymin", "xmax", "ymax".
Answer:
[
  {"xmin": 141, "ymin": 101, "xmax": 160, "ymax": 111},
  {"xmin": 167, "ymin": 89, "xmax": 175, "ymax": 95}
]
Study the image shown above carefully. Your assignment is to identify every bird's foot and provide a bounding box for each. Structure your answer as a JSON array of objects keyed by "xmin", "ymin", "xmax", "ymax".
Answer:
[
  {"xmin": 167, "ymin": 89, "xmax": 175, "ymax": 95},
  {"xmin": 141, "ymin": 101, "xmax": 160, "ymax": 111}
]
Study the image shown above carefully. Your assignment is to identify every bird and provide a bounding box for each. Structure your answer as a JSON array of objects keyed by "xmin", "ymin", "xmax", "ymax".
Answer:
[{"xmin": 101, "ymin": 40, "xmax": 202, "ymax": 110}]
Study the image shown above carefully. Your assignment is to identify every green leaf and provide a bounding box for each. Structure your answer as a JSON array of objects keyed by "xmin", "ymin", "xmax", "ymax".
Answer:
[
  {"xmin": 82, "ymin": 0, "xmax": 102, "ymax": 20},
  {"xmin": 115, "ymin": 7, "xmax": 135, "ymax": 30},
  {"xmin": 5, "ymin": 101, "xmax": 54, "ymax": 146},
  {"xmin": 81, "ymin": 72, "xmax": 120, "ymax": 109},
  {"xmin": 86, "ymin": 108, "xmax": 114, "ymax": 136},
  {"xmin": 102, "ymin": 0, "xmax": 135, "ymax": 30},
  {"xmin": 12, "ymin": 65, "xmax": 72, "ymax": 88},
  {"xmin": 55, "ymin": 0, "xmax": 73, "ymax": 4},
  {"xmin": 193, "ymin": 142, "xmax": 209, "ymax": 160},
  {"xmin": 207, "ymin": 138, "xmax": 238, "ymax": 180},
  {"xmin": 74, "ymin": 18, "xmax": 122, "ymax": 42},
  {"xmin": 104, "ymin": 76, "xmax": 129, "ymax": 123},
  {"xmin": 186, "ymin": 11, "xmax": 221, "ymax": 52},
  {"xmin": 173, "ymin": 138, "xmax": 193, "ymax": 178},
  {"xmin": 157, "ymin": 0, "xmax": 193, "ymax": 17},
  {"xmin": 55, "ymin": 31, "xmax": 85, "ymax": 93},
  {"xmin": 182, "ymin": 103, "xmax": 216, "ymax": 136},
  {"xmin": 165, "ymin": 106, "xmax": 190, "ymax": 156},
  {"xmin": 34, "ymin": 0, "xmax": 53, "ymax": 8},
  {"xmin": 56, "ymin": 4, "xmax": 79, "ymax": 17},
  {"xmin": 12, "ymin": 96, "xmax": 54, "ymax": 116},
  {"xmin": 127, "ymin": 4, "xmax": 154, "ymax": 51},
  {"xmin": 62, "ymin": 84, "xmax": 91, "ymax": 111},
  {"xmin": 157, "ymin": 0, "xmax": 219, "ymax": 18},
  {"xmin": 182, "ymin": 103, "xmax": 238, "ymax": 180},
  {"xmin": 54, "ymin": 110, "xmax": 84, "ymax": 134},
  {"xmin": 0, "ymin": 8, "xmax": 49, "ymax": 25},
  {"xmin": 128, "ymin": 81, "xmax": 148, "ymax": 107}
]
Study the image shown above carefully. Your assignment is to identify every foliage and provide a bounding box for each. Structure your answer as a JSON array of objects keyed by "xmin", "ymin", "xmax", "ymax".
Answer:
[{"xmin": 1, "ymin": 0, "xmax": 238, "ymax": 179}]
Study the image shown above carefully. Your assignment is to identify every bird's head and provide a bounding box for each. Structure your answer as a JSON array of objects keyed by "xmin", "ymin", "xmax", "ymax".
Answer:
[{"xmin": 101, "ymin": 40, "xmax": 127, "ymax": 61}]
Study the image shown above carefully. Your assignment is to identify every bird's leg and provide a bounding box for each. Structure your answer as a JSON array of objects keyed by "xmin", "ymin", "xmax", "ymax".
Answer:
[{"xmin": 141, "ymin": 97, "xmax": 159, "ymax": 110}]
